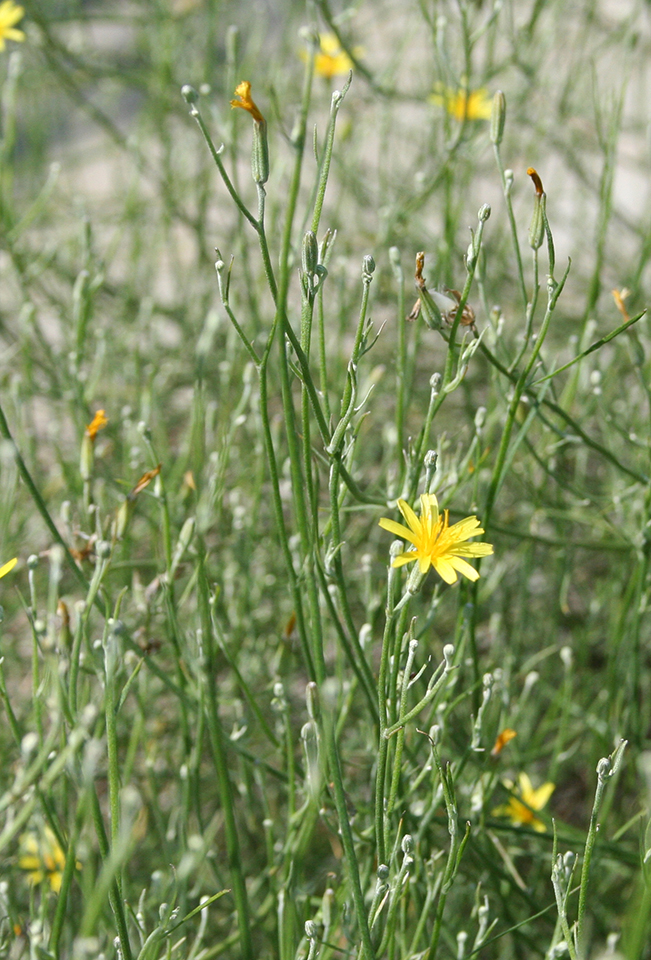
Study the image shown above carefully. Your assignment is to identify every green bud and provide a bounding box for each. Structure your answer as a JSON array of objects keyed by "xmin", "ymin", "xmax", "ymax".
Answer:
[
  {"xmin": 301, "ymin": 230, "xmax": 319, "ymax": 277},
  {"xmin": 362, "ymin": 254, "xmax": 375, "ymax": 283},
  {"xmin": 181, "ymin": 84, "xmax": 199, "ymax": 105},
  {"xmin": 79, "ymin": 432, "xmax": 93, "ymax": 482},
  {"xmin": 490, "ymin": 90, "xmax": 506, "ymax": 145},
  {"xmin": 114, "ymin": 499, "xmax": 134, "ymax": 541},
  {"xmin": 251, "ymin": 118, "xmax": 269, "ymax": 185},
  {"xmin": 528, "ymin": 192, "xmax": 545, "ymax": 250}
]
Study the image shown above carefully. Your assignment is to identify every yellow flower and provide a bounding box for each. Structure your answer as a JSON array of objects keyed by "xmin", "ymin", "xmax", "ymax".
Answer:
[
  {"xmin": 0, "ymin": 557, "xmax": 17, "ymax": 578},
  {"xmin": 378, "ymin": 493, "xmax": 493, "ymax": 584},
  {"xmin": 18, "ymin": 827, "xmax": 66, "ymax": 893},
  {"xmin": 492, "ymin": 773, "xmax": 555, "ymax": 832},
  {"xmin": 429, "ymin": 83, "xmax": 492, "ymax": 121},
  {"xmin": 86, "ymin": 409, "xmax": 108, "ymax": 441},
  {"xmin": 230, "ymin": 81, "xmax": 264, "ymax": 124},
  {"xmin": 0, "ymin": 1, "xmax": 25, "ymax": 51},
  {"xmin": 305, "ymin": 33, "xmax": 363, "ymax": 79}
]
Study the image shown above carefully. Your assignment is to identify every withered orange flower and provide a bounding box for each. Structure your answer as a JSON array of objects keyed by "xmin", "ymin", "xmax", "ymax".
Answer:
[
  {"xmin": 527, "ymin": 167, "xmax": 544, "ymax": 197},
  {"xmin": 230, "ymin": 81, "xmax": 264, "ymax": 124},
  {"xmin": 491, "ymin": 728, "xmax": 517, "ymax": 757},
  {"xmin": 86, "ymin": 410, "xmax": 108, "ymax": 441}
]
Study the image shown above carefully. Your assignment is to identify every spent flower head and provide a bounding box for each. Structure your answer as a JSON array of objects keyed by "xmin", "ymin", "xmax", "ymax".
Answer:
[
  {"xmin": 230, "ymin": 81, "xmax": 264, "ymax": 123},
  {"xmin": 429, "ymin": 83, "xmax": 492, "ymax": 121},
  {"xmin": 18, "ymin": 826, "xmax": 66, "ymax": 893},
  {"xmin": 379, "ymin": 493, "xmax": 493, "ymax": 584},
  {"xmin": 86, "ymin": 409, "xmax": 108, "ymax": 441},
  {"xmin": 492, "ymin": 773, "xmax": 555, "ymax": 832},
  {"xmin": 0, "ymin": 1, "xmax": 24, "ymax": 50}
]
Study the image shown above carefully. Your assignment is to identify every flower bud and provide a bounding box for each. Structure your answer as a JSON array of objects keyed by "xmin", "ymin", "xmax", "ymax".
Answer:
[
  {"xmin": 251, "ymin": 119, "xmax": 269, "ymax": 185},
  {"xmin": 181, "ymin": 85, "xmax": 199, "ymax": 105},
  {"xmin": 490, "ymin": 91, "xmax": 506, "ymax": 145},
  {"xmin": 301, "ymin": 230, "xmax": 319, "ymax": 277},
  {"xmin": 79, "ymin": 432, "xmax": 94, "ymax": 482},
  {"xmin": 528, "ymin": 192, "xmax": 545, "ymax": 250},
  {"xmin": 362, "ymin": 255, "xmax": 375, "ymax": 283}
]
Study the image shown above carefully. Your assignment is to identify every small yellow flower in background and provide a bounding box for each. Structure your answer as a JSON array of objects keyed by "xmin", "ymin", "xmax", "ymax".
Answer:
[
  {"xmin": 304, "ymin": 33, "xmax": 363, "ymax": 79},
  {"xmin": 379, "ymin": 493, "xmax": 493, "ymax": 584},
  {"xmin": 18, "ymin": 826, "xmax": 66, "ymax": 893},
  {"xmin": 492, "ymin": 773, "xmax": 555, "ymax": 832},
  {"xmin": 0, "ymin": 557, "xmax": 17, "ymax": 578},
  {"xmin": 0, "ymin": 1, "xmax": 25, "ymax": 51},
  {"xmin": 429, "ymin": 83, "xmax": 492, "ymax": 121},
  {"xmin": 86, "ymin": 409, "xmax": 108, "ymax": 442},
  {"xmin": 230, "ymin": 81, "xmax": 265, "ymax": 124}
]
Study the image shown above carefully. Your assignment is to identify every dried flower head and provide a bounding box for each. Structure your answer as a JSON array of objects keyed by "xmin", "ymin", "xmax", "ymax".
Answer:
[
  {"xmin": 86, "ymin": 410, "xmax": 108, "ymax": 441},
  {"xmin": 230, "ymin": 81, "xmax": 264, "ymax": 124}
]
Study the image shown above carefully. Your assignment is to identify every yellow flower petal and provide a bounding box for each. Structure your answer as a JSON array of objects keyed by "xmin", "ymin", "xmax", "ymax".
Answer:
[
  {"xmin": 392, "ymin": 551, "xmax": 419, "ymax": 568},
  {"xmin": 432, "ymin": 557, "xmax": 458, "ymax": 584},
  {"xmin": 0, "ymin": 557, "xmax": 17, "ymax": 578},
  {"xmin": 0, "ymin": 1, "xmax": 24, "ymax": 47},
  {"xmin": 446, "ymin": 556, "xmax": 481, "ymax": 581},
  {"xmin": 378, "ymin": 517, "xmax": 419, "ymax": 545},
  {"xmin": 396, "ymin": 498, "xmax": 423, "ymax": 537}
]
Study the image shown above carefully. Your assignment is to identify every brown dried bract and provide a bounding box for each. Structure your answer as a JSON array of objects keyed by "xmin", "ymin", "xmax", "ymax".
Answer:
[
  {"xmin": 415, "ymin": 251, "xmax": 427, "ymax": 290},
  {"xmin": 445, "ymin": 288, "xmax": 476, "ymax": 327},
  {"xmin": 407, "ymin": 297, "xmax": 421, "ymax": 322},
  {"xmin": 129, "ymin": 464, "xmax": 162, "ymax": 500}
]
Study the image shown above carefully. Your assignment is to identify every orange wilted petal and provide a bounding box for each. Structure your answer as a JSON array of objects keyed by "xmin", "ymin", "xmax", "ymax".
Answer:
[
  {"xmin": 527, "ymin": 167, "xmax": 544, "ymax": 196},
  {"xmin": 129, "ymin": 464, "xmax": 162, "ymax": 500},
  {"xmin": 491, "ymin": 728, "xmax": 517, "ymax": 757},
  {"xmin": 230, "ymin": 81, "xmax": 264, "ymax": 123},
  {"xmin": 86, "ymin": 410, "xmax": 108, "ymax": 441}
]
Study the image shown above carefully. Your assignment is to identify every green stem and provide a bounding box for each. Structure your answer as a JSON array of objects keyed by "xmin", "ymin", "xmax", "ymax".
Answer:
[
  {"xmin": 198, "ymin": 553, "xmax": 254, "ymax": 960},
  {"xmin": 0, "ymin": 399, "xmax": 92, "ymax": 597},
  {"xmin": 493, "ymin": 144, "xmax": 528, "ymax": 310}
]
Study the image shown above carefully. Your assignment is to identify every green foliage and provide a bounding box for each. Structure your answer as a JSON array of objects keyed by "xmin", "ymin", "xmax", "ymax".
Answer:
[{"xmin": 1, "ymin": 1, "xmax": 651, "ymax": 958}]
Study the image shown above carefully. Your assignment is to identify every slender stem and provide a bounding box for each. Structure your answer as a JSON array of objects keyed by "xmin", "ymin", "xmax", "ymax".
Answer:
[
  {"xmin": 0, "ymin": 399, "xmax": 92, "ymax": 597},
  {"xmin": 186, "ymin": 103, "xmax": 258, "ymax": 229},
  {"xmin": 89, "ymin": 786, "xmax": 133, "ymax": 960},
  {"xmin": 198, "ymin": 554, "xmax": 254, "ymax": 960},
  {"xmin": 311, "ymin": 75, "xmax": 352, "ymax": 235},
  {"xmin": 493, "ymin": 143, "xmax": 528, "ymax": 309}
]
